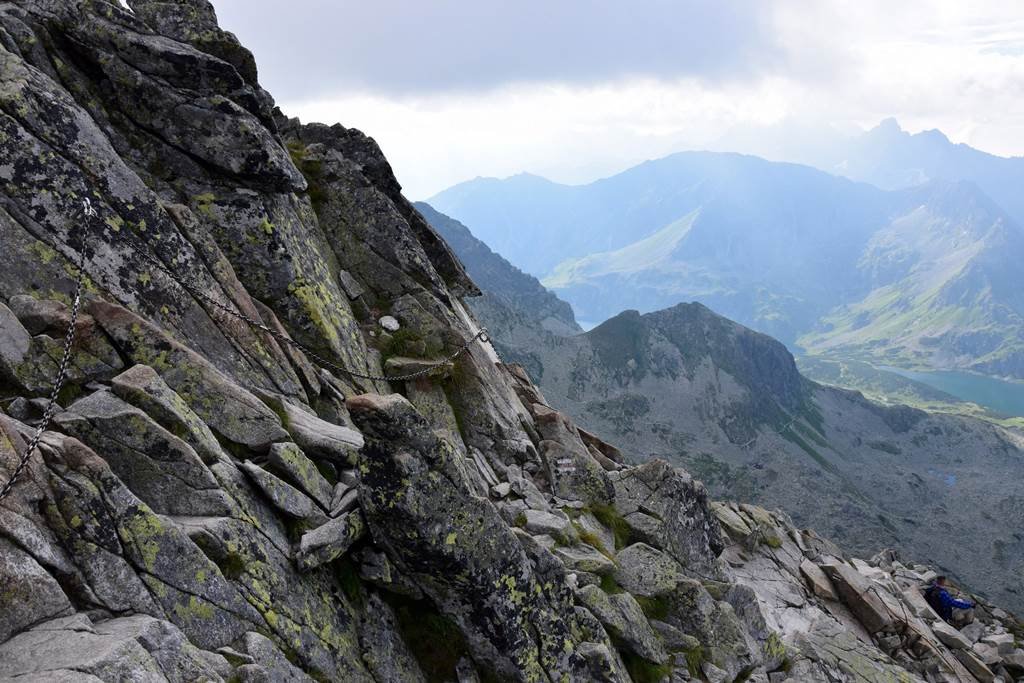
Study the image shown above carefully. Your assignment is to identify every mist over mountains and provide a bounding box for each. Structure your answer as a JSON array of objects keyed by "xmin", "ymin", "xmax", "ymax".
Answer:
[
  {"xmin": 419, "ymin": 203, "xmax": 1024, "ymax": 616},
  {"xmin": 429, "ymin": 128, "xmax": 1024, "ymax": 381}
]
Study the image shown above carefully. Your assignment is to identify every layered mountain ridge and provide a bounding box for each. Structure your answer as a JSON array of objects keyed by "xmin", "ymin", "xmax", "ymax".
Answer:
[
  {"xmin": 0, "ymin": 2, "xmax": 1021, "ymax": 683},
  {"xmin": 429, "ymin": 151, "xmax": 1024, "ymax": 380},
  {"xmin": 420, "ymin": 205, "xmax": 1024, "ymax": 621}
]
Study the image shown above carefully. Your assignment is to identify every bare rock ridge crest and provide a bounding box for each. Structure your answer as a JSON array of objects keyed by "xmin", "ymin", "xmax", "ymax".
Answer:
[{"xmin": 0, "ymin": 1, "xmax": 1021, "ymax": 682}]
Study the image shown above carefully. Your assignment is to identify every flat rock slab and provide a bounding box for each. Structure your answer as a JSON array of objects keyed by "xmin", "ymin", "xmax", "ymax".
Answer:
[
  {"xmin": 930, "ymin": 620, "xmax": 972, "ymax": 650},
  {"xmin": 820, "ymin": 562, "xmax": 893, "ymax": 634},
  {"xmin": 954, "ymin": 647, "xmax": 996, "ymax": 682},
  {"xmin": 554, "ymin": 544, "xmax": 615, "ymax": 576},
  {"xmin": 240, "ymin": 461, "xmax": 327, "ymax": 526},
  {"xmin": 0, "ymin": 614, "xmax": 227, "ymax": 682},
  {"xmin": 295, "ymin": 511, "xmax": 367, "ymax": 570},
  {"xmin": 613, "ymin": 543, "xmax": 685, "ymax": 597},
  {"xmin": 523, "ymin": 509, "xmax": 575, "ymax": 542},
  {"xmin": 279, "ymin": 400, "xmax": 363, "ymax": 465},
  {"xmin": 800, "ymin": 558, "xmax": 838, "ymax": 601},
  {"xmin": 268, "ymin": 442, "xmax": 334, "ymax": 511}
]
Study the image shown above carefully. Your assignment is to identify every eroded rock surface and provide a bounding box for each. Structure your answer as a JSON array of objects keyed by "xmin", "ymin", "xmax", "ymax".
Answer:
[{"xmin": 0, "ymin": 2, "xmax": 1020, "ymax": 682}]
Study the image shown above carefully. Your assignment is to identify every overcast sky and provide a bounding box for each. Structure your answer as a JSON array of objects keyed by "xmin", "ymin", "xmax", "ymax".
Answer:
[{"xmin": 209, "ymin": 1, "xmax": 1024, "ymax": 199}]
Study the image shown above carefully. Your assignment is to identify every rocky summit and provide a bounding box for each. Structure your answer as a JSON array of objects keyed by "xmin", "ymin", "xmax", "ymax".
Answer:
[{"xmin": 0, "ymin": 2, "xmax": 1021, "ymax": 682}]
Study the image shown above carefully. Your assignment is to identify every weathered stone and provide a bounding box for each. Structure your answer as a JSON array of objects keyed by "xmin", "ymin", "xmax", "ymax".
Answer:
[
  {"xmin": 239, "ymin": 460, "xmax": 327, "ymax": 525},
  {"xmin": 554, "ymin": 544, "xmax": 616, "ymax": 576},
  {"xmin": 111, "ymin": 364, "xmax": 223, "ymax": 464},
  {"xmin": 268, "ymin": 442, "xmax": 333, "ymax": 510},
  {"xmin": 356, "ymin": 548, "xmax": 422, "ymax": 598},
  {"xmin": 960, "ymin": 620, "xmax": 986, "ymax": 643},
  {"xmin": 614, "ymin": 542, "xmax": 686, "ymax": 597},
  {"xmin": 491, "ymin": 481, "xmax": 512, "ymax": 498},
  {"xmin": 574, "ymin": 510, "xmax": 615, "ymax": 555},
  {"xmin": 348, "ymin": 392, "xmax": 589, "ymax": 681},
  {"xmin": 243, "ymin": 631, "xmax": 315, "ymax": 682},
  {"xmin": 56, "ymin": 391, "xmax": 232, "ymax": 517},
  {"xmin": 576, "ymin": 584, "xmax": 669, "ymax": 664},
  {"xmin": 800, "ymin": 558, "xmax": 838, "ymax": 601},
  {"xmin": 0, "ymin": 302, "xmax": 32, "ymax": 381},
  {"xmin": 0, "ymin": 614, "xmax": 228, "ymax": 682},
  {"xmin": 0, "ymin": 537, "xmax": 73, "ymax": 644},
  {"xmin": 612, "ymin": 460, "xmax": 724, "ymax": 580},
  {"xmin": 955, "ymin": 647, "xmax": 996, "ymax": 682},
  {"xmin": 88, "ymin": 302, "xmax": 288, "ymax": 450},
  {"xmin": 820, "ymin": 562, "xmax": 894, "ymax": 634},
  {"xmin": 277, "ymin": 398, "xmax": 364, "ymax": 465},
  {"xmin": 713, "ymin": 502, "xmax": 753, "ymax": 540},
  {"xmin": 330, "ymin": 485, "xmax": 360, "ymax": 517},
  {"xmin": 931, "ymin": 620, "xmax": 972, "ymax": 650},
  {"xmin": 0, "ymin": 303, "xmax": 122, "ymax": 395},
  {"xmin": 522, "ymin": 508, "xmax": 577, "ymax": 543},
  {"xmin": 294, "ymin": 510, "xmax": 366, "ymax": 570},
  {"xmin": 358, "ymin": 593, "xmax": 427, "ymax": 683},
  {"xmin": 981, "ymin": 631, "xmax": 1015, "ymax": 655}
]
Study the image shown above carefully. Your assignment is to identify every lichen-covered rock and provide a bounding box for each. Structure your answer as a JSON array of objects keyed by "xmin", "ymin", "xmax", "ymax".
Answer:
[
  {"xmin": 348, "ymin": 392, "xmax": 594, "ymax": 681},
  {"xmin": 0, "ymin": 613, "xmax": 229, "ymax": 682},
  {"xmin": 274, "ymin": 397, "xmax": 364, "ymax": 465},
  {"xmin": 575, "ymin": 584, "xmax": 668, "ymax": 664},
  {"xmin": 357, "ymin": 593, "xmax": 429, "ymax": 683},
  {"xmin": 611, "ymin": 460, "xmax": 725, "ymax": 580},
  {"xmin": 111, "ymin": 363, "xmax": 224, "ymax": 465},
  {"xmin": 239, "ymin": 461, "xmax": 327, "ymax": 526},
  {"xmin": 1, "ymin": 3, "xmax": 1020, "ymax": 682},
  {"xmin": 55, "ymin": 390, "xmax": 232, "ymax": 517},
  {"xmin": 88, "ymin": 301, "xmax": 288, "ymax": 450},
  {"xmin": 294, "ymin": 510, "xmax": 366, "ymax": 570},
  {"xmin": 267, "ymin": 441, "xmax": 334, "ymax": 510},
  {"xmin": 0, "ymin": 537, "xmax": 74, "ymax": 643}
]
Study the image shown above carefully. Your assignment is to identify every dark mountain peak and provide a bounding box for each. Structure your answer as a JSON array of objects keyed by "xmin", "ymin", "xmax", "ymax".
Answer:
[
  {"xmin": 586, "ymin": 302, "xmax": 805, "ymax": 411},
  {"xmin": 415, "ymin": 202, "xmax": 581, "ymax": 338}
]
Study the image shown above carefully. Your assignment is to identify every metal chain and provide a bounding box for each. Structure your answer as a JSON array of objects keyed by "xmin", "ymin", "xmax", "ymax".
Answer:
[
  {"xmin": 0, "ymin": 202, "xmax": 91, "ymax": 504},
  {"xmin": 116, "ymin": 231, "xmax": 488, "ymax": 382},
  {"xmin": 0, "ymin": 199, "xmax": 492, "ymax": 501}
]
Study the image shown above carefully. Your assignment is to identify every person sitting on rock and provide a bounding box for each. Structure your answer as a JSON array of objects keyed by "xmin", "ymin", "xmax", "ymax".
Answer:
[{"xmin": 924, "ymin": 575, "xmax": 975, "ymax": 625}]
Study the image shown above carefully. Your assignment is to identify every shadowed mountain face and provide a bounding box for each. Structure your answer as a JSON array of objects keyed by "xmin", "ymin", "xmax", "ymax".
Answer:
[
  {"xmin": 414, "ymin": 201, "xmax": 581, "ymax": 342},
  {"xmin": 488, "ymin": 302, "xmax": 1024, "ymax": 615},
  {"xmin": 422, "ymin": 199, "xmax": 1024, "ymax": 614},
  {"xmin": 4, "ymin": 4, "xmax": 1024, "ymax": 682},
  {"xmin": 430, "ymin": 152, "xmax": 1024, "ymax": 380}
]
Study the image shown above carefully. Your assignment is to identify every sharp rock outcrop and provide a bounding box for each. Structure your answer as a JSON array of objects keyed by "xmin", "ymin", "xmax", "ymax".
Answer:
[{"xmin": 0, "ymin": 2, "xmax": 1020, "ymax": 682}]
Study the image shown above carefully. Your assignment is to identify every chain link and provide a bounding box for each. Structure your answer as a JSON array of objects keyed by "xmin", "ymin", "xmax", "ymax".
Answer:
[
  {"xmin": 2, "ymin": 199, "xmax": 494, "ymax": 501},
  {"xmin": 0, "ymin": 202, "xmax": 91, "ymax": 504},
  {"xmin": 117, "ymin": 232, "xmax": 488, "ymax": 382}
]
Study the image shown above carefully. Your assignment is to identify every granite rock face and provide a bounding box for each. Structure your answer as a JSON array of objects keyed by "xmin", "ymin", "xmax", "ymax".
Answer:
[{"xmin": 0, "ymin": 2, "xmax": 1020, "ymax": 682}]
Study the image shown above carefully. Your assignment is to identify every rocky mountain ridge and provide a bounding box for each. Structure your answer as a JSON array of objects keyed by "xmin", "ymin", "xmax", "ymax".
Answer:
[
  {"xmin": 429, "ymin": 152, "xmax": 1024, "ymax": 381},
  {"xmin": 451, "ymin": 289, "xmax": 1024, "ymax": 620},
  {"xmin": 0, "ymin": 2, "xmax": 1021, "ymax": 682}
]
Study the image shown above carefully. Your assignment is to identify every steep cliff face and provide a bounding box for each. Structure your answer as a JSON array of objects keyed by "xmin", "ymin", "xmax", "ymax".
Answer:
[
  {"xmin": 473, "ymin": 296, "xmax": 1024, "ymax": 619},
  {"xmin": 0, "ymin": 2, "xmax": 1021, "ymax": 683},
  {"xmin": 415, "ymin": 201, "xmax": 582, "ymax": 342}
]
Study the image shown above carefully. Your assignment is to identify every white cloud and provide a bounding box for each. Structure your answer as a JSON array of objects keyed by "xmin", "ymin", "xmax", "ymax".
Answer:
[{"xmin": 213, "ymin": 0, "xmax": 1024, "ymax": 198}]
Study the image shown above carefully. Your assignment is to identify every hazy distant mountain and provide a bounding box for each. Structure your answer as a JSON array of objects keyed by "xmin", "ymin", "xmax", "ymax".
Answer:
[
  {"xmin": 430, "ymin": 151, "xmax": 1024, "ymax": 379},
  {"xmin": 820, "ymin": 118, "xmax": 1024, "ymax": 226}
]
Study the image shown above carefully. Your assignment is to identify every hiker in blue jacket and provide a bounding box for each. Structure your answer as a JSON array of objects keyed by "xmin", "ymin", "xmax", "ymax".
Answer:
[{"xmin": 924, "ymin": 575, "xmax": 975, "ymax": 624}]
